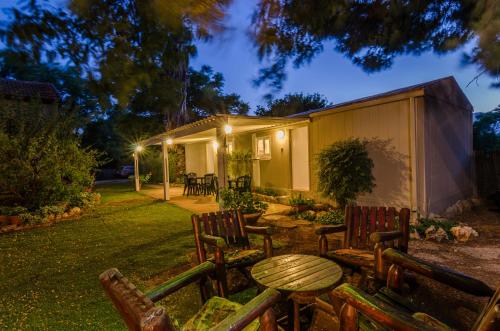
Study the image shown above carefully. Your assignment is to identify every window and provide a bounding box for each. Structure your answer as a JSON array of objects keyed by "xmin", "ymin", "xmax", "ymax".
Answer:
[{"xmin": 256, "ymin": 136, "xmax": 271, "ymax": 159}]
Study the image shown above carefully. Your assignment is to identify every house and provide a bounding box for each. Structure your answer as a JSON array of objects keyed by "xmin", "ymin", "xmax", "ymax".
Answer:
[
  {"xmin": 138, "ymin": 76, "xmax": 473, "ymax": 215},
  {"xmin": 0, "ymin": 78, "xmax": 59, "ymax": 109}
]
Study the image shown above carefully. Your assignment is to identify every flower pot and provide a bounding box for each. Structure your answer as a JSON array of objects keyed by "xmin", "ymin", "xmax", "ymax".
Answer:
[
  {"xmin": 243, "ymin": 212, "xmax": 263, "ymax": 225},
  {"xmin": 9, "ymin": 215, "xmax": 21, "ymax": 226}
]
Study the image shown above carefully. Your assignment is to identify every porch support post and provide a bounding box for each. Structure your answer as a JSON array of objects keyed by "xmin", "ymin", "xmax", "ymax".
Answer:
[
  {"xmin": 133, "ymin": 152, "xmax": 140, "ymax": 192},
  {"xmin": 161, "ymin": 140, "xmax": 170, "ymax": 201},
  {"xmin": 216, "ymin": 126, "xmax": 227, "ymax": 189}
]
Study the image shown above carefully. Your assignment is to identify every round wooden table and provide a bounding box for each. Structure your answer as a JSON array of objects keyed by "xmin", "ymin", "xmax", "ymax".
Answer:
[{"xmin": 251, "ymin": 254, "xmax": 343, "ymax": 330}]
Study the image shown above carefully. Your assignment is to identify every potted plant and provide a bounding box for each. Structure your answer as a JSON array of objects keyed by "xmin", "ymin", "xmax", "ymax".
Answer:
[
  {"xmin": 289, "ymin": 194, "xmax": 314, "ymax": 213},
  {"xmin": 219, "ymin": 189, "xmax": 268, "ymax": 225}
]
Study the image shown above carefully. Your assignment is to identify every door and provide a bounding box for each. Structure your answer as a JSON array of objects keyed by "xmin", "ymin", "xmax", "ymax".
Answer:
[{"xmin": 291, "ymin": 126, "xmax": 310, "ymax": 191}]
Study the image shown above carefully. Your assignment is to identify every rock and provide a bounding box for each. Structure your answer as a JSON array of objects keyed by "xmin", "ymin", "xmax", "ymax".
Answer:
[
  {"xmin": 424, "ymin": 225, "xmax": 436, "ymax": 239},
  {"xmin": 450, "ymin": 225, "xmax": 479, "ymax": 242},
  {"xmin": 434, "ymin": 227, "xmax": 449, "ymax": 242},
  {"xmin": 304, "ymin": 210, "xmax": 316, "ymax": 218},
  {"xmin": 410, "ymin": 229, "xmax": 421, "ymax": 240},
  {"xmin": 470, "ymin": 198, "xmax": 482, "ymax": 207},
  {"xmin": 69, "ymin": 207, "xmax": 81, "ymax": 215},
  {"xmin": 62, "ymin": 212, "xmax": 69, "ymax": 218}
]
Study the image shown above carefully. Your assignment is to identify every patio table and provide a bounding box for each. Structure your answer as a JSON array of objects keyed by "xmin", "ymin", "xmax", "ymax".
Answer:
[{"xmin": 251, "ymin": 254, "xmax": 343, "ymax": 331}]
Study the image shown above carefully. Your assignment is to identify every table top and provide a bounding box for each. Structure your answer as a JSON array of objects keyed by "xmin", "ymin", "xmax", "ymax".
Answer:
[{"xmin": 251, "ymin": 254, "xmax": 343, "ymax": 293}]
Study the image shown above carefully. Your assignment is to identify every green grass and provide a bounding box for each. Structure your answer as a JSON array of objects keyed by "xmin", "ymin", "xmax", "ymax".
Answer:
[{"xmin": 0, "ymin": 183, "xmax": 197, "ymax": 330}]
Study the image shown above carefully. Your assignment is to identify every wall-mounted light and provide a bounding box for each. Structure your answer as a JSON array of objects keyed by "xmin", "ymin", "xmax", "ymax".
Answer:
[
  {"xmin": 224, "ymin": 124, "xmax": 233, "ymax": 134},
  {"xmin": 276, "ymin": 130, "xmax": 285, "ymax": 140},
  {"xmin": 166, "ymin": 138, "xmax": 173, "ymax": 145},
  {"xmin": 212, "ymin": 141, "xmax": 219, "ymax": 149},
  {"xmin": 135, "ymin": 145, "xmax": 143, "ymax": 152}
]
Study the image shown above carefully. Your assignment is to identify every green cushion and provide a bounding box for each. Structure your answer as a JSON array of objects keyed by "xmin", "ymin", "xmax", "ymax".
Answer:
[{"xmin": 181, "ymin": 296, "xmax": 259, "ymax": 331}]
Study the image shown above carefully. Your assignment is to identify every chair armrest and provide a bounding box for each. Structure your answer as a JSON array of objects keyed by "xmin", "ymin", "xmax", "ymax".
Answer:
[
  {"xmin": 332, "ymin": 284, "xmax": 436, "ymax": 331},
  {"xmin": 383, "ymin": 248, "xmax": 494, "ymax": 297},
  {"xmin": 200, "ymin": 234, "xmax": 227, "ymax": 249},
  {"xmin": 244, "ymin": 225, "xmax": 273, "ymax": 236},
  {"xmin": 370, "ymin": 231, "xmax": 403, "ymax": 244},
  {"xmin": 210, "ymin": 288, "xmax": 281, "ymax": 331},
  {"xmin": 146, "ymin": 261, "xmax": 215, "ymax": 302},
  {"xmin": 315, "ymin": 224, "xmax": 347, "ymax": 235}
]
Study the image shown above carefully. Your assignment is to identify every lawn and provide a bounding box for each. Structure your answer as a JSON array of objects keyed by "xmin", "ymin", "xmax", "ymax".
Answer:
[{"xmin": 0, "ymin": 183, "xmax": 198, "ymax": 330}]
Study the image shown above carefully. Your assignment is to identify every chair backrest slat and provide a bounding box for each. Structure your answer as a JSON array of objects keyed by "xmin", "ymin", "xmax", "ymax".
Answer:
[{"xmin": 345, "ymin": 206, "xmax": 410, "ymax": 250}]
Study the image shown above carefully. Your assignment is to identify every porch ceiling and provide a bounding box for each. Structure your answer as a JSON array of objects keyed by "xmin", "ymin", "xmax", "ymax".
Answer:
[{"xmin": 141, "ymin": 114, "xmax": 308, "ymax": 146}]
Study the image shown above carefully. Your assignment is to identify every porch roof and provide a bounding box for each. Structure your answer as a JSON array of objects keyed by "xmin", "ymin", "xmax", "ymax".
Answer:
[{"xmin": 141, "ymin": 114, "xmax": 308, "ymax": 146}]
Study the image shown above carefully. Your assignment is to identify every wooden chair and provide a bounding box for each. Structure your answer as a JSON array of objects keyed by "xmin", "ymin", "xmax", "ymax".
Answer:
[
  {"xmin": 316, "ymin": 206, "xmax": 410, "ymax": 282},
  {"xmin": 236, "ymin": 175, "xmax": 252, "ymax": 193},
  {"xmin": 192, "ymin": 209, "xmax": 273, "ymax": 298},
  {"xmin": 99, "ymin": 262, "xmax": 281, "ymax": 331},
  {"xmin": 330, "ymin": 248, "xmax": 498, "ymax": 331},
  {"xmin": 202, "ymin": 173, "xmax": 215, "ymax": 196}
]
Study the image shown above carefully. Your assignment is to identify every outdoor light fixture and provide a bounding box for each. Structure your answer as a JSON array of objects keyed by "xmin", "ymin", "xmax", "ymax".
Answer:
[
  {"xmin": 212, "ymin": 141, "xmax": 219, "ymax": 149},
  {"xmin": 276, "ymin": 130, "xmax": 285, "ymax": 140},
  {"xmin": 135, "ymin": 145, "xmax": 143, "ymax": 152},
  {"xmin": 166, "ymin": 138, "xmax": 173, "ymax": 145},
  {"xmin": 224, "ymin": 124, "xmax": 233, "ymax": 134}
]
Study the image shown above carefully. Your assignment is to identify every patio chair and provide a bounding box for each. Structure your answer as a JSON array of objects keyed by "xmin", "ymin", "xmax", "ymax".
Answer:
[
  {"xmin": 328, "ymin": 248, "xmax": 497, "ymax": 331},
  {"xmin": 235, "ymin": 175, "xmax": 251, "ymax": 193},
  {"xmin": 183, "ymin": 173, "xmax": 198, "ymax": 196},
  {"xmin": 99, "ymin": 262, "xmax": 281, "ymax": 331},
  {"xmin": 192, "ymin": 209, "xmax": 274, "ymax": 298},
  {"xmin": 202, "ymin": 173, "xmax": 215, "ymax": 196},
  {"xmin": 316, "ymin": 206, "xmax": 410, "ymax": 283}
]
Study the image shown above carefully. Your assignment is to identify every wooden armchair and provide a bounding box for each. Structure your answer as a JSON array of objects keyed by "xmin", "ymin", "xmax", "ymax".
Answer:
[
  {"xmin": 330, "ymin": 248, "xmax": 498, "ymax": 331},
  {"xmin": 192, "ymin": 210, "xmax": 273, "ymax": 297},
  {"xmin": 99, "ymin": 262, "xmax": 281, "ymax": 331},
  {"xmin": 316, "ymin": 206, "xmax": 410, "ymax": 281}
]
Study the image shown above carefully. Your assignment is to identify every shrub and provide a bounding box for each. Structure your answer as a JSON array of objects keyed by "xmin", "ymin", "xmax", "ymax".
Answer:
[
  {"xmin": 411, "ymin": 218, "xmax": 457, "ymax": 238},
  {"xmin": 289, "ymin": 194, "xmax": 314, "ymax": 208},
  {"xmin": 0, "ymin": 206, "xmax": 28, "ymax": 216},
  {"xmin": 69, "ymin": 192, "xmax": 101, "ymax": 209},
  {"xmin": 316, "ymin": 209, "xmax": 344, "ymax": 225},
  {"xmin": 0, "ymin": 100, "xmax": 101, "ymax": 209},
  {"xmin": 317, "ymin": 138, "xmax": 375, "ymax": 207},
  {"xmin": 219, "ymin": 188, "xmax": 268, "ymax": 214},
  {"xmin": 254, "ymin": 187, "xmax": 280, "ymax": 197},
  {"xmin": 19, "ymin": 212, "xmax": 45, "ymax": 225},
  {"xmin": 293, "ymin": 211, "xmax": 316, "ymax": 222}
]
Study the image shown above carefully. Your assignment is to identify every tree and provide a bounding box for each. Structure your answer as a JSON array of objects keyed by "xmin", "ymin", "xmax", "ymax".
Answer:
[
  {"xmin": 473, "ymin": 105, "xmax": 500, "ymax": 151},
  {"xmin": 0, "ymin": 99, "xmax": 100, "ymax": 209},
  {"xmin": 316, "ymin": 139, "xmax": 375, "ymax": 208},
  {"xmin": 256, "ymin": 92, "xmax": 330, "ymax": 116},
  {"xmin": 252, "ymin": 0, "xmax": 500, "ymax": 91}
]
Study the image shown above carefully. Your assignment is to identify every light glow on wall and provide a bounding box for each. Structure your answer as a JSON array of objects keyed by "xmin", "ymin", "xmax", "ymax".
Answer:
[
  {"xmin": 166, "ymin": 138, "xmax": 173, "ymax": 145},
  {"xmin": 212, "ymin": 141, "xmax": 219, "ymax": 149},
  {"xmin": 224, "ymin": 124, "xmax": 233, "ymax": 134},
  {"xmin": 276, "ymin": 130, "xmax": 285, "ymax": 140}
]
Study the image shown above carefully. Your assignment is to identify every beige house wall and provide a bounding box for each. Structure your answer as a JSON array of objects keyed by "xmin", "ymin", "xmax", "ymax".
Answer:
[
  {"xmin": 422, "ymin": 95, "xmax": 473, "ymax": 213},
  {"xmin": 308, "ymin": 99, "xmax": 413, "ymax": 209}
]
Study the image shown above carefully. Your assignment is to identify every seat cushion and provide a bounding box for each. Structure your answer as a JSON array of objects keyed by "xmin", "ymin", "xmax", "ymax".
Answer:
[
  {"xmin": 208, "ymin": 249, "xmax": 266, "ymax": 268},
  {"xmin": 326, "ymin": 249, "xmax": 374, "ymax": 268},
  {"xmin": 412, "ymin": 312, "xmax": 452, "ymax": 331},
  {"xmin": 182, "ymin": 296, "xmax": 259, "ymax": 331}
]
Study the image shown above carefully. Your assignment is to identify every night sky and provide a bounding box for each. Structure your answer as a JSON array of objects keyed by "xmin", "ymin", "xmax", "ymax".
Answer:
[{"xmin": 1, "ymin": 0, "xmax": 498, "ymax": 113}]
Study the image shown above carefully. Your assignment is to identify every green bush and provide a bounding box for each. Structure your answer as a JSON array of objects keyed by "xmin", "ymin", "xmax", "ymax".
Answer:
[
  {"xmin": 254, "ymin": 187, "xmax": 280, "ymax": 197},
  {"xmin": 289, "ymin": 194, "xmax": 314, "ymax": 208},
  {"xmin": 316, "ymin": 209, "xmax": 344, "ymax": 225},
  {"xmin": 227, "ymin": 150, "xmax": 252, "ymax": 178},
  {"xmin": 69, "ymin": 192, "xmax": 101, "ymax": 209},
  {"xmin": 293, "ymin": 211, "xmax": 316, "ymax": 222},
  {"xmin": 0, "ymin": 100, "xmax": 101, "ymax": 210},
  {"xmin": 0, "ymin": 206, "xmax": 28, "ymax": 216},
  {"xmin": 219, "ymin": 188, "xmax": 268, "ymax": 214},
  {"xmin": 316, "ymin": 138, "xmax": 375, "ymax": 207}
]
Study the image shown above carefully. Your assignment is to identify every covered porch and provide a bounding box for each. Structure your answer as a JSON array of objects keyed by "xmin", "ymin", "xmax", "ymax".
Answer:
[{"xmin": 135, "ymin": 114, "xmax": 309, "ymax": 202}]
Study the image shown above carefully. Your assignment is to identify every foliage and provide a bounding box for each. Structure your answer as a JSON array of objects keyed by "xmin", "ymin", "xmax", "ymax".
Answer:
[
  {"xmin": 0, "ymin": 100, "xmax": 101, "ymax": 209},
  {"xmin": 317, "ymin": 139, "xmax": 375, "ymax": 207},
  {"xmin": 227, "ymin": 150, "xmax": 252, "ymax": 178},
  {"xmin": 256, "ymin": 93, "xmax": 330, "ymax": 116},
  {"xmin": 316, "ymin": 209, "xmax": 344, "ymax": 225},
  {"xmin": 411, "ymin": 218, "xmax": 457, "ymax": 238},
  {"xmin": 69, "ymin": 192, "xmax": 101, "ymax": 209},
  {"xmin": 293, "ymin": 210, "xmax": 316, "ymax": 222},
  {"xmin": 254, "ymin": 187, "xmax": 280, "ymax": 197},
  {"xmin": 0, "ymin": 206, "xmax": 28, "ymax": 216},
  {"xmin": 251, "ymin": 0, "xmax": 500, "ymax": 91},
  {"xmin": 473, "ymin": 105, "xmax": 500, "ymax": 151},
  {"xmin": 219, "ymin": 188, "xmax": 268, "ymax": 214},
  {"xmin": 289, "ymin": 194, "xmax": 314, "ymax": 207}
]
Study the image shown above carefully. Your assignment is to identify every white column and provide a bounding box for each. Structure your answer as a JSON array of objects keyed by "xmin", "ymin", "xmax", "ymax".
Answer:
[
  {"xmin": 216, "ymin": 126, "xmax": 227, "ymax": 189},
  {"xmin": 162, "ymin": 140, "xmax": 170, "ymax": 201},
  {"xmin": 133, "ymin": 152, "xmax": 140, "ymax": 192}
]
